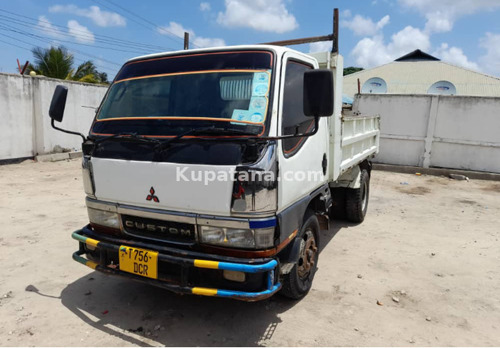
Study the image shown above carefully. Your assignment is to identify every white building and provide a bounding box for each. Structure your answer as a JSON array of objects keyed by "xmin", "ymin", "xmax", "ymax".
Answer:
[{"xmin": 343, "ymin": 50, "xmax": 500, "ymax": 98}]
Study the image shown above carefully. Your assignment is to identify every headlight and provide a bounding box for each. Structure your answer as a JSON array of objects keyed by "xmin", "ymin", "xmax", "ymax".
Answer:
[
  {"xmin": 199, "ymin": 225, "xmax": 274, "ymax": 249},
  {"xmin": 87, "ymin": 207, "xmax": 120, "ymax": 229}
]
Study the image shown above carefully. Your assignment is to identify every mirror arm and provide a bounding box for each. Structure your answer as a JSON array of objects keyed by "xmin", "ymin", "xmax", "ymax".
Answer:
[
  {"xmin": 259, "ymin": 116, "xmax": 319, "ymax": 140},
  {"xmin": 51, "ymin": 119, "xmax": 87, "ymax": 142}
]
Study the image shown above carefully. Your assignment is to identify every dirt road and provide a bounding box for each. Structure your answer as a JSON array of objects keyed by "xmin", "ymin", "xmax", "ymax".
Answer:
[{"xmin": 1, "ymin": 159, "xmax": 499, "ymax": 346}]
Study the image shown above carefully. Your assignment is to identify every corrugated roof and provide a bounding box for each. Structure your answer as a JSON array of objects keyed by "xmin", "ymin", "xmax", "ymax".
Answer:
[{"xmin": 343, "ymin": 60, "xmax": 500, "ymax": 98}]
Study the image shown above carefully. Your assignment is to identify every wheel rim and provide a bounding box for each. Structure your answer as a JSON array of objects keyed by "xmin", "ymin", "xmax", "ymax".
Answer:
[{"xmin": 297, "ymin": 230, "xmax": 318, "ymax": 279}]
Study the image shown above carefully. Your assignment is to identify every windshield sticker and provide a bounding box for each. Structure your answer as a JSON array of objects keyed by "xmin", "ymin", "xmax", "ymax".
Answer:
[
  {"xmin": 251, "ymin": 71, "xmax": 270, "ymax": 97},
  {"xmin": 249, "ymin": 96, "xmax": 267, "ymax": 112},
  {"xmin": 247, "ymin": 96, "xmax": 266, "ymax": 123},
  {"xmin": 250, "ymin": 112, "xmax": 264, "ymax": 123},
  {"xmin": 253, "ymin": 71, "xmax": 269, "ymax": 84},
  {"xmin": 231, "ymin": 109, "xmax": 251, "ymax": 124},
  {"xmin": 231, "ymin": 70, "xmax": 270, "ymax": 124}
]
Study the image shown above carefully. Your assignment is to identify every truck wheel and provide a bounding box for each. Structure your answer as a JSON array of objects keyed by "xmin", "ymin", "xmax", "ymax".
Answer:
[
  {"xmin": 280, "ymin": 210, "xmax": 319, "ymax": 300},
  {"xmin": 345, "ymin": 169, "xmax": 370, "ymax": 223}
]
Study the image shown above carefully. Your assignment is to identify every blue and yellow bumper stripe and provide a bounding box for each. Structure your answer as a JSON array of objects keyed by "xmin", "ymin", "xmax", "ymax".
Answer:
[{"xmin": 72, "ymin": 230, "xmax": 281, "ymax": 301}]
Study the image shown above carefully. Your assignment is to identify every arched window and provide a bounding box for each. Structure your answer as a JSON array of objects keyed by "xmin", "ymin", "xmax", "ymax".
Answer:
[
  {"xmin": 427, "ymin": 81, "xmax": 457, "ymax": 95},
  {"xmin": 361, "ymin": 77, "xmax": 387, "ymax": 94}
]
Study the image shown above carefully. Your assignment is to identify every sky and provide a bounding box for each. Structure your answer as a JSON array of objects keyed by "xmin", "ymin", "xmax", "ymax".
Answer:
[{"xmin": 1, "ymin": 0, "xmax": 499, "ymax": 80}]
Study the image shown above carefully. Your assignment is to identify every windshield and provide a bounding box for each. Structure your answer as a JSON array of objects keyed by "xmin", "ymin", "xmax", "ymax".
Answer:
[{"xmin": 92, "ymin": 51, "xmax": 274, "ymax": 137}]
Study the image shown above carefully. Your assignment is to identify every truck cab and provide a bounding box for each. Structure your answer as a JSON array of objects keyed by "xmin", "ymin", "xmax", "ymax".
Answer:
[{"xmin": 49, "ymin": 45, "xmax": 379, "ymax": 301}]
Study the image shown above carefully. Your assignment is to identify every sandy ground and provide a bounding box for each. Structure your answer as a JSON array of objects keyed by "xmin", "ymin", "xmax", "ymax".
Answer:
[{"xmin": 0, "ymin": 159, "xmax": 499, "ymax": 346}]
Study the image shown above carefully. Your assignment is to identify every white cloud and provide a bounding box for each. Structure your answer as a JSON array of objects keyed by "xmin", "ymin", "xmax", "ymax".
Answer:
[
  {"xmin": 398, "ymin": 0, "xmax": 500, "ymax": 33},
  {"xmin": 479, "ymin": 33, "xmax": 500, "ymax": 77},
  {"xmin": 200, "ymin": 2, "xmax": 211, "ymax": 11},
  {"xmin": 309, "ymin": 41, "xmax": 332, "ymax": 53},
  {"xmin": 67, "ymin": 20, "xmax": 95, "ymax": 44},
  {"xmin": 193, "ymin": 37, "xmax": 226, "ymax": 48},
  {"xmin": 157, "ymin": 22, "xmax": 225, "ymax": 48},
  {"xmin": 351, "ymin": 35, "xmax": 392, "ymax": 68},
  {"xmin": 217, "ymin": 0, "xmax": 298, "ymax": 34},
  {"xmin": 351, "ymin": 26, "xmax": 430, "ymax": 68},
  {"xmin": 344, "ymin": 3, "xmax": 499, "ymax": 75},
  {"xmin": 49, "ymin": 4, "xmax": 126, "ymax": 27},
  {"xmin": 391, "ymin": 25, "xmax": 430, "ymax": 54},
  {"xmin": 341, "ymin": 14, "xmax": 390, "ymax": 36},
  {"xmin": 433, "ymin": 43, "xmax": 479, "ymax": 71},
  {"xmin": 158, "ymin": 21, "xmax": 191, "ymax": 38},
  {"xmin": 342, "ymin": 9, "xmax": 352, "ymax": 18},
  {"xmin": 37, "ymin": 16, "xmax": 64, "ymax": 39}
]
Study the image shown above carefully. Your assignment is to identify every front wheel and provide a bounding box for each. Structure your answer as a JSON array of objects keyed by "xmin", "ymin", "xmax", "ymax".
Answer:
[{"xmin": 280, "ymin": 210, "xmax": 320, "ymax": 300}]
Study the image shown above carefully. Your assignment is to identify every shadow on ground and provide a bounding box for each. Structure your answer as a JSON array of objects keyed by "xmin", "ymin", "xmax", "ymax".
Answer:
[{"xmin": 58, "ymin": 221, "xmax": 353, "ymax": 346}]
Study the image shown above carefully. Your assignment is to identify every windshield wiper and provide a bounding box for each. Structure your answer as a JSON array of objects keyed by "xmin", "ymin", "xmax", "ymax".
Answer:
[
  {"xmin": 91, "ymin": 132, "xmax": 162, "ymax": 146},
  {"xmin": 155, "ymin": 126, "xmax": 256, "ymax": 153},
  {"xmin": 88, "ymin": 132, "xmax": 162, "ymax": 154}
]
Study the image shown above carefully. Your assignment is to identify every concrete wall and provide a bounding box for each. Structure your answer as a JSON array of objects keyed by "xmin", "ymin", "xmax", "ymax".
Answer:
[
  {"xmin": 354, "ymin": 94, "xmax": 500, "ymax": 173},
  {"xmin": 0, "ymin": 72, "xmax": 107, "ymax": 160},
  {"xmin": 2, "ymin": 73, "xmax": 499, "ymax": 174}
]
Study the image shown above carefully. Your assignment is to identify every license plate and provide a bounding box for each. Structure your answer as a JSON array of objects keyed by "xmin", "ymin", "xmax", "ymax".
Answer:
[{"xmin": 119, "ymin": 246, "xmax": 158, "ymax": 279}]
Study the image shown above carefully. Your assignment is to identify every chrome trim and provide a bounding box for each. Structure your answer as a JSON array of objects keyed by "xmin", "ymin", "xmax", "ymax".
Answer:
[
  {"xmin": 85, "ymin": 197, "xmax": 197, "ymax": 224},
  {"xmin": 86, "ymin": 198, "xmax": 117, "ymax": 212},
  {"xmin": 230, "ymin": 210, "xmax": 279, "ymax": 218},
  {"xmin": 231, "ymin": 142, "xmax": 278, "ymax": 215},
  {"xmin": 82, "ymin": 156, "xmax": 96, "ymax": 199},
  {"xmin": 118, "ymin": 206, "xmax": 196, "ymax": 225},
  {"xmin": 197, "ymin": 217, "xmax": 249, "ymax": 229},
  {"xmin": 85, "ymin": 198, "xmax": 277, "ymax": 242}
]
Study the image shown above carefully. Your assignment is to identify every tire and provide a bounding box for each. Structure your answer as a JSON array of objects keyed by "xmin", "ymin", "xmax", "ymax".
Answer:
[
  {"xmin": 345, "ymin": 169, "xmax": 370, "ymax": 223},
  {"xmin": 280, "ymin": 210, "xmax": 320, "ymax": 300}
]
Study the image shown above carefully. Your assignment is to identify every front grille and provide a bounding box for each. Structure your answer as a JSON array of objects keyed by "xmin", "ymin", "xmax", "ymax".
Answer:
[{"xmin": 122, "ymin": 215, "xmax": 195, "ymax": 243}]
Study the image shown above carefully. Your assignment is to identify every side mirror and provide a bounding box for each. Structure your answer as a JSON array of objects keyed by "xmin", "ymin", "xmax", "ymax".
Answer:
[
  {"xmin": 303, "ymin": 69, "xmax": 334, "ymax": 117},
  {"xmin": 48, "ymin": 85, "xmax": 86, "ymax": 142},
  {"xmin": 49, "ymin": 85, "xmax": 68, "ymax": 122}
]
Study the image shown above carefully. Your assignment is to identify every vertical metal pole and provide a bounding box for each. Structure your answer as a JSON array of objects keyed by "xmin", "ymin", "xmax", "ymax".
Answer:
[
  {"xmin": 332, "ymin": 8, "xmax": 339, "ymax": 53},
  {"xmin": 184, "ymin": 32, "xmax": 189, "ymax": 50},
  {"xmin": 357, "ymin": 78, "xmax": 361, "ymax": 94},
  {"xmin": 21, "ymin": 61, "xmax": 29, "ymax": 75}
]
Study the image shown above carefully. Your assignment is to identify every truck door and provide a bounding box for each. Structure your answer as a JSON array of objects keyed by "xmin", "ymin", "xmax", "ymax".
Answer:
[{"xmin": 277, "ymin": 54, "xmax": 329, "ymax": 212}]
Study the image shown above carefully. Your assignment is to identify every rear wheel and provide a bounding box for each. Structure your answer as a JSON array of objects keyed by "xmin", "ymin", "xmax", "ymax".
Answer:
[
  {"xmin": 280, "ymin": 210, "xmax": 320, "ymax": 300},
  {"xmin": 345, "ymin": 169, "xmax": 370, "ymax": 223}
]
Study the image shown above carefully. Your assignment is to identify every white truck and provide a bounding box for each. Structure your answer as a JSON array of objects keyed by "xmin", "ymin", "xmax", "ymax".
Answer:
[{"xmin": 49, "ymin": 45, "xmax": 379, "ymax": 301}]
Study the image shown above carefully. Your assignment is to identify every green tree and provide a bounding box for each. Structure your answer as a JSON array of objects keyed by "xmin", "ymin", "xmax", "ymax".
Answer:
[
  {"xmin": 30, "ymin": 46, "xmax": 74, "ymax": 79},
  {"xmin": 343, "ymin": 67, "xmax": 364, "ymax": 76},
  {"xmin": 68, "ymin": 60, "xmax": 108, "ymax": 84},
  {"xmin": 30, "ymin": 46, "xmax": 109, "ymax": 84}
]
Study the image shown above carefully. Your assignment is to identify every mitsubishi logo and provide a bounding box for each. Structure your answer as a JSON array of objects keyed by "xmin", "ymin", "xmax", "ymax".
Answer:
[{"xmin": 146, "ymin": 187, "xmax": 160, "ymax": 203}]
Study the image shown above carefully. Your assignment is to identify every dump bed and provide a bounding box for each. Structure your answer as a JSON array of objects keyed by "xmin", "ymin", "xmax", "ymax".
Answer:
[
  {"xmin": 308, "ymin": 51, "xmax": 380, "ymax": 181},
  {"xmin": 340, "ymin": 112, "xmax": 380, "ymax": 174}
]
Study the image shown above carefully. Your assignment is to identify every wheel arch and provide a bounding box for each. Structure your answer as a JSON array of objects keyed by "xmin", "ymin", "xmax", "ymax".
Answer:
[{"xmin": 277, "ymin": 185, "xmax": 328, "ymax": 266}]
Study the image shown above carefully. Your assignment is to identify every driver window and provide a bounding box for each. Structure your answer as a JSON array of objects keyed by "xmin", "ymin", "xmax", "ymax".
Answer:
[{"xmin": 282, "ymin": 60, "xmax": 314, "ymax": 156}]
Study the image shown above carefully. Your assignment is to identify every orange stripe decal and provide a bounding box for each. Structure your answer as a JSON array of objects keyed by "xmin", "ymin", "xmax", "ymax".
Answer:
[{"xmin": 115, "ymin": 69, "xmax": 267, "ymax": 84}]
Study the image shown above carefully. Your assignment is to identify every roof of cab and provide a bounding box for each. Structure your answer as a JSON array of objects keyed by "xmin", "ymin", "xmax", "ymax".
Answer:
[{"xmin": 126, "ymin": 45, "xmax": 308, "ymax": 64}]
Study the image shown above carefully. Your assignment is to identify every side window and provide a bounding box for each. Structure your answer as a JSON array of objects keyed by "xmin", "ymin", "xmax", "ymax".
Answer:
[{"xmin": 282, "ymin": 61, "xmax": 314, "ymax": 156}]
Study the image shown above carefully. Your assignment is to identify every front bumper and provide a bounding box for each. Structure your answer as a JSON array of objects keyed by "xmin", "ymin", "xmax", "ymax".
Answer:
[{"xmin": 72, "ymin": 226, "xmax": 281, "ymax": 301}]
